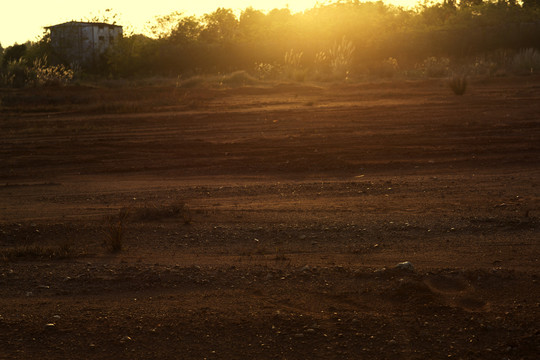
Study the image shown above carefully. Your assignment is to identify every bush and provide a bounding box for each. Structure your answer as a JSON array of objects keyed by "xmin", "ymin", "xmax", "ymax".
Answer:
[
  {"xmin": 130, "ymin": 201, "xmax": 192, "ymax": 224},
  {"xmin": 511, "ymin": 48, "xmax": 540, "ymax": 75},
  {"xmin": 283, "ymin": 49, "xmax": 305, "ymax": 81},
  {"xmin": 104, "ymin": 209, "xmax": 128, "ymax": 253},
  {"xmin": 254, "ymin": 62, "xmax": 279, "ymax": 80},
  {"xmin": 220, "ymin": 70, "xmax": 258, "ymax": 87},
  {"xmin": 30, "ymin": 58, "xmax": 74, "ymax": 86},
  {"xmin": 0, "ymin": 57, "xmax": 74, "ymax": 88},
  {"xmin": 328, "ymin": 37, "xmax": 355, "ymax": 81},
  {"xmin": 0, "ymin": 242, "xmax": 74, "ymax": 261},
  {"xmin": 370, "ymin": 57, "xmax": 399, "ymax": 78},
  {"xmin": 2, "ymin": 59, "xmax": 29, "ymax": 87},
  {"xmin": 420, "ymin": 57, "xmax": 450, "ymax": 78},
  {"xmin": 449, "ymin": 75, "xmax": 467, "ymax": 95}
]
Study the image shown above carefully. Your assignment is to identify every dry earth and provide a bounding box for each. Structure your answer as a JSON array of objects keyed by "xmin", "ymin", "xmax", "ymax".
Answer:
[{"xmin": 0, "ymin": 76, "xmax": 539, "ymax": 359}]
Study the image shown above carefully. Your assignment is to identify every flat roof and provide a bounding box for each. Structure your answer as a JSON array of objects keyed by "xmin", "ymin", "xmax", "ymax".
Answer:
[{"xmin": 46, "ymin": 21, "xmax": 122, "ymax": 29}]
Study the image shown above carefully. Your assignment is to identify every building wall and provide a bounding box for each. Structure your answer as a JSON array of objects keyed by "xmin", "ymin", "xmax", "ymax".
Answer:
[{"xmin": 49, "ymin": 22, "xmax": 122, "ymax": 67}]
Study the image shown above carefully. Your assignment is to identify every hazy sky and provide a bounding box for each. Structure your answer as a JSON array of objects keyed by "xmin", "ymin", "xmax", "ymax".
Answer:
[{"xmin": 1, "ymin": 0, "xmax": 422, "ymax": 47}]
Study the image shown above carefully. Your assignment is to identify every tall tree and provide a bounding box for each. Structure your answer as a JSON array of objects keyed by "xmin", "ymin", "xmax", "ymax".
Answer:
[
  {"xmin": 201, "ymin": 8, "xmax": 238, "ymax": 43},
  {"xmin": 1, "ymin": 44, "xmax": 27, "ymax": 67}
]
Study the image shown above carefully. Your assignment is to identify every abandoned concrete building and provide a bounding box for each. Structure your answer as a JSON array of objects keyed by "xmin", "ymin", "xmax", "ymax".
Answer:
[{"xmin": 46, "ymin": 21, "xmax": 122, "ymax": 67}]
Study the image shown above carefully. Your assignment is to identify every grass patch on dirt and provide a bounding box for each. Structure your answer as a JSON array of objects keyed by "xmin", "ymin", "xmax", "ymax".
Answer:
[
  {"xmin": 0, "ymin": 242, "xmax": 76, "ymax": 261},
  {"xmin": 449, "ymin": 75, "xmax": 468, "ymax": 95},
  {"xmin": 129, "ymin": 201, "xmax": 193, "ymax": 224},
  {"xmin": 102, "ymin": 201, "xmax": 192, "ymax": 253}
]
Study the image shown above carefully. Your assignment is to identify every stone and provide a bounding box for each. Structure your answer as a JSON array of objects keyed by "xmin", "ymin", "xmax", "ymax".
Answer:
[{"xmin": 395, "ymin": 261, "xmax": 415, "ymax": 271}]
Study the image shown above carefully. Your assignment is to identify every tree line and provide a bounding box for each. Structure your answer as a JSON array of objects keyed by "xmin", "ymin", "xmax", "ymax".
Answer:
[{"xmin": 1, "ymin": 0, "xmax": 540, "ymax": 85}]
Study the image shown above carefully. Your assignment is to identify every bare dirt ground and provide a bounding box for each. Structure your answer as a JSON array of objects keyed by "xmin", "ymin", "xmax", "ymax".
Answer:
[{"xmin": 0, "ymin": 76, "xmax": 539, "ymax": 359}]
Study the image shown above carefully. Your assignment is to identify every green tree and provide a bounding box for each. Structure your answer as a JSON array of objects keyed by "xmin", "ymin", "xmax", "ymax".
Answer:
[
  {"xmin": 201, "ymin": 8, "xmax": 238, "ymax": 43},
  {"xmin": 522, "ymin": 0, "xmax": 540, "ymax": 8},
  {"xmin": 169, "ymin": 15, "xmax": 203, "ymax": 45},
  {"xmin": 238, "ymin": 7, "xmax": 267, "ymax": 41},
  {"xmin": 148, "ymin": 11, "xmax": 186, "ymax": 39},
  {"xmin": 106, "ymin": 34, "xmax": 158, "ymax": 77}
]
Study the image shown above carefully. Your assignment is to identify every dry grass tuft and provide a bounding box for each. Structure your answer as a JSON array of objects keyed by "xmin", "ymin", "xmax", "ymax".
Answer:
[
  {"xmin": 130, "ymin": 201, "xmax": 192, "ymax": 224},
  {"xmin": 104, "ymin": 208, "xmax": 129, "ymax": 253},
  {"xmin": 449, "ymin": 75, "xmax": 467, "ymax": 95},
  {"xmin": 0, "ymin": 241, "xmax": 74, "ymax": 261}
]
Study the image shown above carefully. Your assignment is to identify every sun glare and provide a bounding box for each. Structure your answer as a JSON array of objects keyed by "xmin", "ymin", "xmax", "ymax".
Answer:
[{"xmin": 1, "ymin": 0, "xmax": 422, "ymax": 47}]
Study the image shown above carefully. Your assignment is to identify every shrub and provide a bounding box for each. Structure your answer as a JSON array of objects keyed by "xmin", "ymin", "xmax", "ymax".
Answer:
[
  {"xmin": 283, "ymin": 49, "xmax": 305, "ymax": 81},
  {"xmin": 328, "ymin": 37, "xmax": 355, "ymax": 80},
  {"xmin": 2, "ymin": 59, "xmax": 29, "ymax": 87},
  {"xmin": 220, "ymin": 70, "xmax": 258, "ymax": 87},
  {"xmin": 254, "ymin": 62, "xmax": 278, "ymax": 80},
  {"xmin": 0, "ymin": 57, "xmax": 74, "ymax": 88},
  {"xmin": 130, "ymin": 201, "xmax": 192, "ymax": 224},
  {"xmin": 0, "ymin": 241, "xmax": 74, "ymax": 261},
  {"xmin": 511, "ymin": 48, "xmax": 540, "ymax": 75},
  {"xmin": 420, "ymin": 56, "xmax": 450, "ymax": 78},
  {"xmin": 449, "ymin": 75, "xmax": 467, "ymax": 95},
  {"xmin": 313, "ymin": 51, "xmax": 331, "ymax": 80},
  {"xmin": 104, "ymin": 209, "xmax": 128, "ymax": 253},
  {"xmin": 30, "ymin": 57, "xmax": 74, "ymax": 86},
  {"xmin": 370, "ymin": 57, "xmax": 399, "ymax": 78},
  {"xmin": 177, "ymin": 75, "xmax": 207, "ymax": 88}
]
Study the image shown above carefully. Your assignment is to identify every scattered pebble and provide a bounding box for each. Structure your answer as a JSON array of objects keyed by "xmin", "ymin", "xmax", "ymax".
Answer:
[{"xmin": 395, "ymin": 261, "xmax": 415, "ymax": 272}]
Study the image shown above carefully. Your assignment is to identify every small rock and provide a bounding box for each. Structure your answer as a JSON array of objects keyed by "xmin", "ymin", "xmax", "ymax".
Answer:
[
  {"xmin": 44, "ymin": 323, "xmax": 56, "ymax": 330},
  {"xmin": 395, "ymin": 261, "xmax": 415, "ymax": 272},
  {"xmin": 305, "ymin": 328, "xmax": 316, "ymax": 334},
  {"xmin": 293, "ymin": 333, "xmax": 304, "ymax": 338},
  {"xmin": 52, "ymin": 315, "xmax": 61, "ymax": 320},
  {"xmin": 299, "ymin": 235, "xmax": 307, "ymax": 240}
]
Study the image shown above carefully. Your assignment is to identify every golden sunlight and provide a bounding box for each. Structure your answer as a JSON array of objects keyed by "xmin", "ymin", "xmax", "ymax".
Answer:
[{"xmin": 1, "ymin": 0, "xmax": 422, "ymax": 46}]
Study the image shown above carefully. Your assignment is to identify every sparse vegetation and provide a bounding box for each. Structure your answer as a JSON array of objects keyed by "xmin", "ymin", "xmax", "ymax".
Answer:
[
  {"xmin": 130, "ymin": 201, "xmax": 192, "ymax": 224},
  {"xmin": 328, "ymin": 37, "xmax": 355, "ymax": 81},
  {"xmin": 1, "ymin": 241, "xmax": 74, "ymax": 261},
  {"xmin": 421, "ymin": 57, "xmax": 451, "ymax": 78},
  {"xmin": 511, "ymin": 48, "xmax": 540, "ymax": 75},
  {"xmin": 104, "ymin": 208, "xmax": 128, "ymax": 253},
  {"xmin": 284, "ymin": 49, "xmax": 305, "ymax": 82},
  {"xmin": 449, "ymin": 75, "xmax": 468, "ymax": 95},
  {"xmin": 1, "ymin": 1, "xmax": 540, "ymax": 85}
]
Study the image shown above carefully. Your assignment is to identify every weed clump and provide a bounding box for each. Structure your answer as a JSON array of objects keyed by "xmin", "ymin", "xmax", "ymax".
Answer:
[
  {"xmin": 0, "ymin": 242, "xmax": 74, "ymax": 261},
  {"xmin": 131, "ymin": 201, "xmax": 192, "ymax": 224},
  {"xmin": 104, "ymin": 208, "xmax": 128, "ymax": 253},
  {"xmin": 220, "ymin": 71, "xmax": 258, "ymax": 87},
  {"xmin": 449, "ymin": 75, "xmax": 468, "ymax": 96},
  {"xmin": 511, "ymin": 48, "xmax": 540, "ymax": 75}
]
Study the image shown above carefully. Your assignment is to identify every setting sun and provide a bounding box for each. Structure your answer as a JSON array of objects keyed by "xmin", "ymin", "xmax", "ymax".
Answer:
[{"xmin": 1, "ymin": 0, "xmax": 421, "ymax": 46}]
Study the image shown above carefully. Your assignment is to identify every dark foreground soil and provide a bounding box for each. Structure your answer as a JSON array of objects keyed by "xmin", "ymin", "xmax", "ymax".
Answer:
[{"xmin": 0, "ymin": 77, "xmax": 539, "ymax": 359}]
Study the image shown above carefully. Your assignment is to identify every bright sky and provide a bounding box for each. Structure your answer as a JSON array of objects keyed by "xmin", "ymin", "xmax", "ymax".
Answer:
[{"xmin": 0, "ymin": 0, "xmax": 422, "ymax": 47}]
